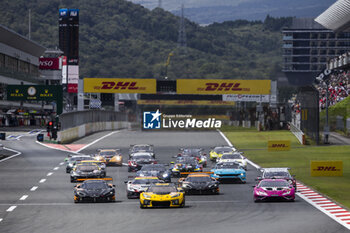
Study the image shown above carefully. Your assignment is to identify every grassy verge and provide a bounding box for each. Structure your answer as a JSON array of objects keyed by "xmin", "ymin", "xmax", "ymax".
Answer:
[{"xmin": 222, "ymin": 127, "xmax": 350, "ymax": 209}]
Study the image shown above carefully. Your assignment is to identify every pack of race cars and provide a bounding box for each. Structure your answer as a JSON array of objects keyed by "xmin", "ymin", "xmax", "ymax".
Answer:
[{"xmin": 65, "ymin": 144, "xmax": 296, "ymax": 206}]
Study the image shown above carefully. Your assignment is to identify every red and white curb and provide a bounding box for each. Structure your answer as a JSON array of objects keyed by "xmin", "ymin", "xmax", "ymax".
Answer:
[
  {"xmin": 297, "ymin": 182, "xmax": 350, "ymax": 230},
  {"xmin": 217, "ymin": 129, "xmax": 350, "ymax": 231},
  {"xmin": 35, "ymin": 131, "xmax": 118, "ymax": 154}
]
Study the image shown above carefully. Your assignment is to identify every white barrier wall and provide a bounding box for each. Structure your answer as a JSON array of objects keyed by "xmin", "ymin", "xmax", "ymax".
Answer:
[{"xmin": 57, "ymin": 121, "xmax": 130, "ymax": 144}]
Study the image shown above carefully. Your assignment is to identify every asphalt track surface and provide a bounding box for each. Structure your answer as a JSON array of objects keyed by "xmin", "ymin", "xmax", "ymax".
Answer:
[{"xmin": 0, "ymin": 130, "xmax": 348, "ymax": 233}]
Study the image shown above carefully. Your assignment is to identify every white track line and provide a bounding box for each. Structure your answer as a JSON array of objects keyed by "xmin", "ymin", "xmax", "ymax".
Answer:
[
  {"xmin": 217, "ymin": 130, "xmax": 260, "ymax": 169},
  {"xmin": 59, "ymin": 162, "xmax": 64, "ymax": 165},
  {"xmin": 47, "ymin": 172, "xmax": 53, "ymax": 176},
  {"xmin": 76, "ymin": 131, "xmax": 118, "ymax": 153},
  {"xmin": 53, "ymin": 167, "xmax": 59, "ymax": 170},
  {"xmin": 217, "ymin": 129, "xmax": 350, "ymax": 230},
  {"xmin": 30, "ymin": 186, "xmax": 38, "ymax": 191},
  {"xmin": 39, "ymin": 179, "xmax": 46, "ymax": 183},
  {"xmin": 0, "ymin": 218, "xmax": 2, "ymax": 222},
  {"xmin": 6, "ymin": 206, "xmax": 16, "ymax": 212},
  {"xmin": 0, "ymin": 147, "xmax": 22, "ymax": 163},
  {"xmin": 19, "ymin": 195, "xmax": 28, "ymax": 201}
]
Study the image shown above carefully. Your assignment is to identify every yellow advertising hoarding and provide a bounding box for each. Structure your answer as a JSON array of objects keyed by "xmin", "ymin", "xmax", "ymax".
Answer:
[
  {"xmin": 311, "ymin": 161, "xmax": 343, "ymax": 176},
  {"xmin": 84, "ymin": 78, "xmax": 156, "ymax": 94},
  {"xmin": 137, "ymin": 100, "xmax": 235, "ymax": 106},
  {"xmin": 177, "ymin": 79, "xmax": 271, "ymax": 95},
  {"xmin": 267, "ymin": 140, "xmax": 291, "ymax": 151}
]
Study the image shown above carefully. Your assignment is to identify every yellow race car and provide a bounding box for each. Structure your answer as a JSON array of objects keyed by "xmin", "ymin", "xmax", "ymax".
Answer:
[
  {"xmin": 209, "ymin": 146, "xmax": 237, "ymax": 161},
  {"xmin": 139, "ymin": 183, "xmax": 185, "ymax": 208},
  {"xmin": 95, "ymin": 149, "xmax": 123, "ymax": 166}
]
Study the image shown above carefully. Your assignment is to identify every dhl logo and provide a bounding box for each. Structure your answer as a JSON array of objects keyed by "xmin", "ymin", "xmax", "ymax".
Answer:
[
  {"xmin": 271, "ymin": 144, "xmax": 287, "ymax": 148},
  {"xmin": 310, "ymin": 161, "xmax": 343, "ymax": 176},
  {"xmin": 95, "ymin": 81, "xmax": 145, "ymax": 90},
  {"xmin": 267, "ymin": 140, "xmax": 290, "ymax": 151},
  {"xmin": 177, "ymin": 79, "xmax": 271, "ymax": 95},
  {"xmin": 203, "ymin": 83, "xmax": 245, "ymax": 91},
  {"xmin": 313, "ymin": 166, "xmax": 340, "ymax": 171},
  {"xmin": 197, "ymin": 83, "xmax": 250, "ymax": 92},
  {"xmin": 84, "ymin": 78, "xmax": 156, "ymax": 94}
]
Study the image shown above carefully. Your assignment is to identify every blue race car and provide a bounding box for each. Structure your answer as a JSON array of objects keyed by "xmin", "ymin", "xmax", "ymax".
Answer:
[{"xmin": 211, "ymin": 162, "xmax": 246, "ymax": 183}]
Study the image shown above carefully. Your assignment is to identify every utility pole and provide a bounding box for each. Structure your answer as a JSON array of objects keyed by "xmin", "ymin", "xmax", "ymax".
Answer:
[
  {"xmin": 28, "ymin": 9, "xmax": 31, "ymax": 39},
  {"xmin": 158, "ymin": 0, "xmax": 162, "ymax": 8},
  {"xmin": 177, "ymin": 4, "xmax": 187, "ymax": 53}
]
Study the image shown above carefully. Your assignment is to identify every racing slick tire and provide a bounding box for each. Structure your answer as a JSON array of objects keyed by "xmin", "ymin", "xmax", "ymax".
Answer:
[
  {"xmin": 180, "ymin": 200, "xmax": 185, "ymax": 208},
  {"xmin": 140, "ymin": 204, "xmax": 145, "ymax": 209},
  {"xmin": 70, "ymin": 177, "xmax": 75, "ymax": 183},
  {"xmin": 128, "ymin": 167, "xmax": 132, "ymax": 172}
]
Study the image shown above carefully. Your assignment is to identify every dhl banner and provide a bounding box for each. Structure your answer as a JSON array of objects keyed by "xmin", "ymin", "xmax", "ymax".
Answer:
[
  {"xmin": 267, "ymin": 140, "xmax": 291, "ymax": 151},
  {"xmin": 84, "ymin": 78, "xmax": 156, "ymax": 94},
  {"xmin": 311, "ymin": 161, "xmax": 343, "ymax": 177},
  {"xmin": 177, "ymin": 79, "xmax": 271, "ymax": 95},
  {"xmin": 137, "ymin": 100, "xmax": 235, "ymax": 106}
]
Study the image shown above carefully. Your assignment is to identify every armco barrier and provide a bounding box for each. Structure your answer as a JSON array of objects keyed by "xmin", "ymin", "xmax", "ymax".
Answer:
[
  {"xmin": 57, "ymin": 121, "xmax": 130, "ymax": 144},
  {"xmin": 290, "ymin": 122, "xmax": 306, "ymax": 145}
]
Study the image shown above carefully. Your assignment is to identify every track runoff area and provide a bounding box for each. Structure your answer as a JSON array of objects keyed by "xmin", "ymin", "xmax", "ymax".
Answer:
[{"xmin": 0, "ymin": 130, "xmax": 349, "ymax": 233}]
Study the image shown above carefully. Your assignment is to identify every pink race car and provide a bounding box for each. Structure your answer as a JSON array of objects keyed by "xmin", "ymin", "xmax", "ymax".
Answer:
[{"xmin": 253, "ymin": 179, "xmax": 295, "ymax": 202}]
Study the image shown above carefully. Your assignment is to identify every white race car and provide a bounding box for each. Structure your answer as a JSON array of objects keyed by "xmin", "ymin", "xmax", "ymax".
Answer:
[
  {"xmin": 216, "ymin": 152, "xmax": 247, "ymax": 170},
  {"xmin": 125, "ymin": 176, "xmax": 162, "ymax": 199}
]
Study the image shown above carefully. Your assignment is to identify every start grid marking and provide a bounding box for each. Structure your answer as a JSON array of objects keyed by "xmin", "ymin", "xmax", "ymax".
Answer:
[{"xmin": 296, "ymin": 182, "xmax": 350, "ymax": 229}]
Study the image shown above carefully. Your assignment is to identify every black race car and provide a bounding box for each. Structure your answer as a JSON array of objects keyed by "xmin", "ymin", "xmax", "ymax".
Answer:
[
  {"xmin": 74, "ymin": 180, "xmax": 115, "ymax": 203},
  {"xmin": 136, "ymin": 164, "xmax": 172, "ymax": 183},
  {"xmin": 171, "ymin": 157, "xmax": 203, "ymax": 177},
  {"xmin": 178, "ymin": 148, "xmax": 208, "ymax": 167},
  {"xmin": 70, "ymin": 164, "xmax": 105, "ymax": 182},
  {"xmin": 128, "ymin": 152, "xmax": 157, "ymax": 172},
  {"xmin": 179, "ymin": 173, "xmax": 220, "ymax": 195},
  {"xmin": 129, "ymin": 144, "xmax": 155, "ymax": 158}
]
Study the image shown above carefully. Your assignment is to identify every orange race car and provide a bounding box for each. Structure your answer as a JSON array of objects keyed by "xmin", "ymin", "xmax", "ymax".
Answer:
[{"xmin": 95, "ymin": 149, "xmax": 123, "ymax": 166}]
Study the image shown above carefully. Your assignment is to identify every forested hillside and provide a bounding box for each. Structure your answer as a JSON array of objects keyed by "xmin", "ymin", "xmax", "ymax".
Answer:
[{"xmin": 0, "ymin": 0, "xmax": 292, "ymax": 80}]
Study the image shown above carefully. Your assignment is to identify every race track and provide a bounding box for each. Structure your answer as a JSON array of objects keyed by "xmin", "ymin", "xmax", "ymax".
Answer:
[{"xmin": 0, "ymin": 130, "xmax": 348, "ymax": 233}]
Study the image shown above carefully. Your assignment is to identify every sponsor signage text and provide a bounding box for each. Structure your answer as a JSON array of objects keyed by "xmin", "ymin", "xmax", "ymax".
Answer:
[
  {"xmin": 137, "ymin": 100, "xmax": 235, "ymax": 106},
  {"xmin": 84, "ymin": 78, "xmax": 156, "ymax": 94},
  {"xmin": 39, "ymin": 58, "xmax": 60, "ymax": 70},
  {"xmin": 177, "ymin": 79, "xmax": 271, "ymax": 95},
  {"xmin": 311, "ymin": 161, "xmax": 343, "ymax": 176},
  {"xmin": 7, "ymin": 85, "xmax": 62, "ymax": 101},
  {"xmin": 267, "ymin": 140, "xmax": 291, "ymax": 151},
  {"xmin": 223, "ymin": 94, "xmax": 270, "ymax": 102}
]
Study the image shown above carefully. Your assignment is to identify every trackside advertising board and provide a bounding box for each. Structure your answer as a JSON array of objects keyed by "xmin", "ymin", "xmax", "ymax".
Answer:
[
  {"xmin": 84, "ymin": 78, "xmax": 156, "ymax": 94},
  {"xmin": 267, "ymin": 140, "xmax": 291, "ymax": 151},
  {"xmin": 137, "ymin": 100, "xmax": 235, "ymax": 106},
  {"xmin": 177, "ymin": 79, "xmax": 271, "ymax": 95},
  {"xmin": 311, "ymin": 161, "xmax": 343, "ymax": 176}
]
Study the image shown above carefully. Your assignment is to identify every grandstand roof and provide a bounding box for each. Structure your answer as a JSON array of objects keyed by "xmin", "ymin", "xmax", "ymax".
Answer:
[
  {"xmin": 315, "ymin": 0, "xmax": 350, "ymax": 32},
  {"xmin": 0, "ymin": 24, "xmax": 46, "ymax": 57}
]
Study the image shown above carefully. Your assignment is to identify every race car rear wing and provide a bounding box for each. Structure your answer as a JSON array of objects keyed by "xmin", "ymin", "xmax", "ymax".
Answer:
[
  {"xmin": 179, "ymin": 171, "xmax": 214, "ymax": 177},
  {"xmin": 259, "ymin": 167, "xmax": 291, "ymax": 173},
  {"xmin": 76, "ymin": 177, "xmax": 113, "ymax": 182}
]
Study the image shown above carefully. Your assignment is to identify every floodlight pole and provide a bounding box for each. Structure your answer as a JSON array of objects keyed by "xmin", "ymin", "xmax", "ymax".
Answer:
[{"xmin": 324, "ymin": 80, "xmax": 329, "ymax": 144}]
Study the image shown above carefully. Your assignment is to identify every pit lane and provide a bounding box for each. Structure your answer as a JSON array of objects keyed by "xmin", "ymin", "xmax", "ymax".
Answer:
[{"xmin": 0, "ymin": 130, "xmax": 348, "ymax": 233}]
